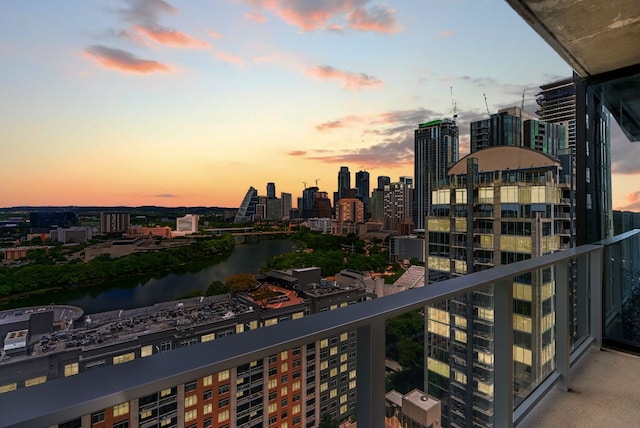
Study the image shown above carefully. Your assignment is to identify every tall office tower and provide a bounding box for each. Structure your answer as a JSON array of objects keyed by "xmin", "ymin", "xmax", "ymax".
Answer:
[
  {"xmin": 413, "ymin": 119, "xmax": 459, "ymax": 230},
  {"xmin": 336, "ymin": 166, "xmax": 351, "ymax": 206},
  {"xmin": 370, "ymin": 188, "xmax": 385, "ymax": 221},
  {"xmin": 234, "ymin": 186, "xmax": 259, "ymax": 223},
  {"xmin": 266, "ymin": 197, "xmax": 283, "ymax": 220},
  {"xmin": 355, "ymin": 170, "xmax": 370, "ymax": 218},
  {"xmin": 383, "ymin": 179, "xmax": 414, "ymax": 233},
  {"xmin": 400, "ymin": 176, "xmax": 413, "ymax": 188},
  {"xmin": 281, "ymin": 192, "xmax": 292, "ymax": 220},
  {"xmin": 523, "ymin": 119, "xmax": 567, "ymax": 155},
  {"xmin": 425, "ymin": 146, "xmax": 571, "ymax": 427},
  {"xmin": 254, "ymin": 195, "xmax": 268, "ymax": 220},
  {"xmin": 377, "ymin": 175, "xmax": 391, "ymax": 190},
  {"xmin": 100, "ymin": 212, "xmax": 130, "ymax": 234},
  {"xmin": 301, "ymin": 186, "xmax": 319, "ymax": 219},
  {"xmin": 267, "ymin": 182, "xmax": 276, "ymax": 199}
]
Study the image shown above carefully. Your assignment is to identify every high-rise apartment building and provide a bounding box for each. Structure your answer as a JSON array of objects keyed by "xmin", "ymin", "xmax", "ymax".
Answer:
[
  {"xmin": 424, "ymin": 146, "xmax": 571, "ymax": 427},
  {"xmin": 281, "ymin": 192, "xmax": 292, "ymax": 220},
  {"xmin": 336, "ymin": 198, "xmax": 365, "ymax": 223},
  {"xmin": 413, "ymin": 119, "xmax": 459, "ymax": 230},
  {"xmin": 537, "ymin": 78, "xmax": 577, "ymax": 149},
  {"xmin": 100, "ymin": 212, "xmax": 130, "ymax": 234},
  {"xmin": 383, "ymin": 179, "xmax": 414, "ymax": 233},
  {"xmin": 377, "ymin": 175, "xmax": 391, "ymax": 190}
]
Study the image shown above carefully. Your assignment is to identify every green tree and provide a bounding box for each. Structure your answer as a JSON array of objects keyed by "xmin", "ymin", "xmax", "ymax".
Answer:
[
  {"xmin": 225, "ymin": 273, "xmax": 257, "ymax": 292},
  {"xmin": 206, "ymin": 280, "xmax": 228, "ymax": 296}
]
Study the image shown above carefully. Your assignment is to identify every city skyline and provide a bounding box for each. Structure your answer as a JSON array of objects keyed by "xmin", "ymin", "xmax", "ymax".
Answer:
[{"xmin": 2, "ymin": 0, "xmax": 639, "ymax": 211}]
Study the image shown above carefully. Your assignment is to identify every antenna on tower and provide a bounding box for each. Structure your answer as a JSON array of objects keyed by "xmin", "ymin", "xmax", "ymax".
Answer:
[
  {"xmin": 314, "ymin": 178, "xmax": 321, "ymax": 187},
  {"xmin": 483, "ymin": 93, "xmax": 491, "ymax": 117},
  {"xmin": 450, "ymin": 86, "xmax": 457, "ymax": 120},
  {"xmin": 302, "ymin": 181, "xmax": 307, "ymax": 189}
]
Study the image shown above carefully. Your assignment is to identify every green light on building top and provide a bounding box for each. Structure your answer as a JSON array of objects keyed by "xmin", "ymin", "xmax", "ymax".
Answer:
[{"xmin": 418, "ymin": 119, "xmax": 443, "ymax": 128}]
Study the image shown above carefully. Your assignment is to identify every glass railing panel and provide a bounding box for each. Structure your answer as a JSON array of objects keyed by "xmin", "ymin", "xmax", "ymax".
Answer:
[{"xmin": 602, "ymin": 230, "xmax": 640, "ymax": 351}]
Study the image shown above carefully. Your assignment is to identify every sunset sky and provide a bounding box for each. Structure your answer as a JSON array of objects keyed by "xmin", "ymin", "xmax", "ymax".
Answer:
[{"xmin": 2, "ymin": 0, "xmax": 639, "ymax": 211}]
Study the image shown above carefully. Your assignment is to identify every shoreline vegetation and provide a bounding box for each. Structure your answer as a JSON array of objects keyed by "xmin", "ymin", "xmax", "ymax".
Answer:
[{"xmin": 0, "ymin": 234, "xmax": 235, "ymax": 306}]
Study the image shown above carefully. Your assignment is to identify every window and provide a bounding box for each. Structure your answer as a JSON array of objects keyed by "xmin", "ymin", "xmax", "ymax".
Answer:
[
  {"xmin": 64, "ymin": 362, "xmax": 79, "ymax": 377},
  {"xmin": 25, "ymin": 375, "xmax": 46, "ymax": 387},
  {"xmin": 218, "ymin": 384, "xmax": 230, "ymax": 394},
  {"xmin": 201, "ymin": 333, "xmax": 215, "ymax": 342},
  {"xmin": 160, "ymin": 341, "xmax": 172, "ymax": 352},
  {"xmin": 113, "ymin": 352, "xmax": 135, "ymax": 365},
  {"xmin": 203, "ymin": 403, "xmax": 213, "ymax": 415},
  {"xmin": 113, "ymin": 422, "xmax": 129, "ymax": 428},
  {"xmin": 280, "ymin": 351, "xmax": 288, "ymax": 360},
  {"xmin": 217, "ymin": 409, "xmax": 230, "ymax": 423},
  {"xmin": 91, "ymin": 411, "xmax": 105, "ymax": 424},
  {"xmin": 218, "ymin": 370, "xmax": 230, "ymax": 382},
  {"xmin": 203, "ymin": 374, "xmax": 212, "ymax": 386},
  {"xmin": 141, "ymin": 345, "xmax": 153, "ymax": 357},
  {"xmin": 113, "ymin": 402, "xmax": 129, "ymax": 417},
  {"xmin": 204, "ymin": 389, "xmax": 213, "ymax": 400},
  {"xmin": 269, "ymin": 355, "xmax": 278, "ymax": 364},
  {"xmin": 185, "ymin": 395, "xmax": 198, "ymax": 407},
  {"xmin": 185, "ymin": 409, "xmax": 197, "ymax": 422}
]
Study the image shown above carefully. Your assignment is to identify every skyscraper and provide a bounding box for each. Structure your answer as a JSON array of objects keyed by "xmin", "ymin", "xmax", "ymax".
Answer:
[
  {"xmin": 266, "ymin": 182, "xmax": 276, "ymax": 199},
  {"xmin": 336, "ymin": 166, "xmax": 351, "ymax": 206},
  {"xmin": 234, "ymin": 186, "xmax": 258, "ymax": 223},
  {"xmin": 355, "ymin": 170, "xmax": 370, "ymax": 218},
  {"xmin": 377, "ymin": 175, "xmax": 391, "ymax": 190},
  {"xmin": 413, "ymin": 119, "xmax": 459, "ymax": 230}
]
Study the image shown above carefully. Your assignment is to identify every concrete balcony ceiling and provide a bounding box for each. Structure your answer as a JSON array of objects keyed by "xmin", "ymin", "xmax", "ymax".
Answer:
[{"xmin": 506, "ymin": 0, "xmax": 640, "ymax": 141}]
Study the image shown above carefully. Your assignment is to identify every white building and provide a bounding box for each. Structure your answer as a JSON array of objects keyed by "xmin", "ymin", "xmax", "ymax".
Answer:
[{"xmin": 176, "ymin": 214, "xmax": 199, "ymax": 234}]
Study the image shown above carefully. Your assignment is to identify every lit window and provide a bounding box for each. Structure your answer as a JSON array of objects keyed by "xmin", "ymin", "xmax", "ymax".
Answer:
[
  {"xmin": 203, "ymin": 403, "xmax": 212, "ymax": 415},
  {"xmin": 185, "ymin": 395, "xmax": 198, "ymax": 407},
  {"xmin": 113, "ymin": 402, "xmax": 129, "ymax": 417},
  {"xmin": 25, "ymin": 376, "xmax": 46, "ymax": 387},
  {"xmin": 203, "ymin": 375, "xmax": 212, "ymax": 386},
  {"xmin": 185, "ymin": 409, "xmax": 197, "ymax": 422},
  {"xmin": 280, "ymin": 351, "xmax": 288, "ymax": 360},
  {"xmin": 113, "ymin": 352, "xmax": 135, "ymax": 365},
  {"xmin": 141, "ymin": 345, "xmax": 153, "ymax": 357},
  {"xmin": 201, "ymin": 333, "xmax": 215, "ymax": 342},
  {"xmin": 217, "ymin": 409, "xmax": 229, "ymax": 423},
  {"xmin": 64, "ymin": 362, "xmax": 79, "ymax": 377},
  {"xmin": 218, "ymin": 370, "xmax": 230, "ymax": 382},
  {"xmin": 0, "ymin": 383, "xmax": 17, "ymax": 393}
]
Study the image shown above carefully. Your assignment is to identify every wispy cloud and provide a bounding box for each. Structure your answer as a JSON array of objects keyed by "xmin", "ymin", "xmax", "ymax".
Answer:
[
  {"xmin": 215, "ymin": 50, "xmax": 244, "ymax": 65},
  {"xmin": 84, "ymin": 45, "xmax": 170, "ymax": 73},
  {"xmin": 439, "ymin": 30, "xmax": 454, "ymax": 38},
  {"xmin": 293, "ymin": 108, "xmax": 445, "ymax": 168},
  {"xmin": 307, "ymin": 65, "xmax": 382, "ymax": 90},
  {"xmin": 154, "ymin": 193, "xmax": 178, "ymax": 198},
  {"xmin": 288, "ymin": 150, "xmax": 307, "ymax": 156},
  {"xmin": 133, "ymin": 25, "xmax": 210, "ymax": 48},
  {"xmin": 245, "ymin": 0, "xmax": 400, "ymax": 33},
  {"xmin": 348, "ymin": 4, "xmax": 399, "ymax": 33},
  {"xmin": 245, "ymin": 10, "xmax": 268, "ymax": 23}
]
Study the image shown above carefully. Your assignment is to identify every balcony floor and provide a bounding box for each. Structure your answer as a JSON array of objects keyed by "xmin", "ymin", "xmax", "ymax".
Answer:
[{"xmin": 518, "ymin": 347, "xmax": 640, "ymax": 427}]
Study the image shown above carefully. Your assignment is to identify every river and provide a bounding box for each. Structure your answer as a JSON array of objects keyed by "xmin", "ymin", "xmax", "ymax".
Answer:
[{"xmin": 3, "ymin": 239, "xmax": 296, "ymax": 314}]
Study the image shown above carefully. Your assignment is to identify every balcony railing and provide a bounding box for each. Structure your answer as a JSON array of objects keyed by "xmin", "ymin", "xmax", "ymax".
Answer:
[{"xmin": 1, "ymin": 230, "xmax": 639, "ymax": 428}]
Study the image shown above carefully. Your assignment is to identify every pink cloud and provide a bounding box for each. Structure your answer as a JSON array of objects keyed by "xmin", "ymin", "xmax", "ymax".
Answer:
[
  {"xmin": 288, "ymin": 150, "xmax": 307, "ymax": 156},
  {"xmin": 348, "ymin": 5, "xmax": 400, "ymax": 33},
  {"xmin": 245, "ymin": 10, "xmax": 269, "ymax": 23},
  {"xmin": 316, "ymin": 115, "xmax": 363, "ymax": 131},
  {"xmin": 209, "ymin": 30, "xmax": 223, "ymax": 38},
  {"xmin": 215, "ymin": 50, "xmax": 244, "ymax": 65},
  {"xmin": 246, "ymin": 0, "xmax": 399, "ymax": 33},
  {"xmin": 84, "ymin": 45, "xmax": 170, "ymax": 74},
  {"xmin": 307, "ymin": 65, "xmax": 382, "ymax": 90},
  {"xmin": 618, "ymin": 190, "xmax": 640, "ymax": 211},
  {"xmin": 133, "ymin": 25, "xmax": 210, "ymax": 48}
]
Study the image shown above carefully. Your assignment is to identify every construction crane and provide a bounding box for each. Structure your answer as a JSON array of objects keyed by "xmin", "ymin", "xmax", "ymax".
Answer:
[
  {"xmin": 450, "ymin": 86, "xmax": 457, "ymax": 120},
  {"xmin": 302, "ymin": 181, "xmax": 307, "ymax": 189},
  {"xmin": 483, "ymin": 93, "xmax": 491, "ymax": 117},
  {"xmin": 314, "ymin": 178, "xmax": 321, "ymax": 187}
]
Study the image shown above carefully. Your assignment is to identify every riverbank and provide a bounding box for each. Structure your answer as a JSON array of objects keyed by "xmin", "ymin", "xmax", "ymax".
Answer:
[{"xmin": 0, "ymin": 234, "xmax": 235, "ymax": 307}]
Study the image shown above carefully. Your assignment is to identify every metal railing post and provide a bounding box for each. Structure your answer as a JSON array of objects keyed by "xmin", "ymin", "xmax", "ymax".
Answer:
[
  {"xmin": 590, "ymin": 248, "xmax": 603, "ymax": 350},
  {"xmin": 494, "ymin": 279, "xmax": 514, "ymax": 427},
  {"xmin": 556, "ymin": 260, "xmax": 570, "ymax": 391},
  {"xmin": 356, "ymin": 319, "xmax": 386, "ymax": 427}
]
